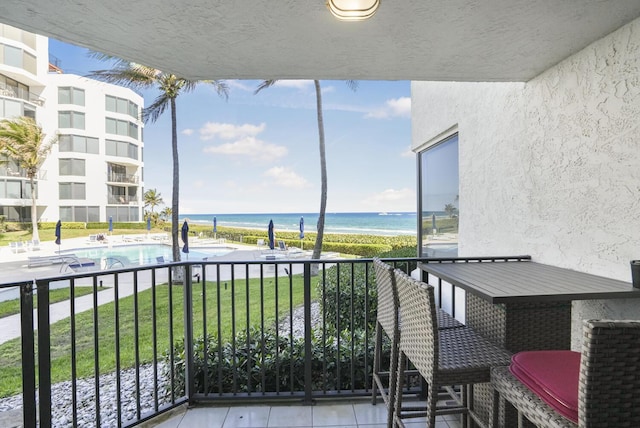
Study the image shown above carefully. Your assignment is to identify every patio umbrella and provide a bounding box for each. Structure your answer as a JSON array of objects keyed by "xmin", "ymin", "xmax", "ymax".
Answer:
[
  {"xmin": 55, "ymin": 220, "xmax": 61, "ymax": 247},
  {"xmin": 268, "ymin": 219, "xmax": 275, "ymax": 250},
  {"xmin": 147, "ymin": 216, "xmax": 151, "ymax": 231},
  {"xmin": 432, "ymin": 213, "xmax": 437, "ymax": 233},
  {"xmin": 213, "ymin": 217, "xmax": 217, "ymax": 239},
  {"xmin": 108, "ymin": 216, "xmax": 113, "ymax": 233},
  {"xmin": 299, "ymin": 217, "xmax": 304, "ymax": 250},
  {"xmin": 181, "ymin": 220, "xmax": 189, "ymax": 257}
]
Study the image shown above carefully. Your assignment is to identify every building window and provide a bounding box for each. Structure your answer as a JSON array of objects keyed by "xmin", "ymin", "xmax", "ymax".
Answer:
[
  {"xmin": 58, "ymin": 87, "xmax": 85, "ymax": 106},
  {"xmin": 418, "ymin": 133, "xmax": 459, "ymax": 257},
  {"xmin": 58, "ymin": 135, "xmax": 99, "ymax": 154},
  {"xmin": 106, "ymin": 118, "xmax": 138, "ymax": 139},
  {"xmin": 0, "ymin": 43, "xmax": 37, "ymax": 74},
  {"xmin": 60, "ymin": 206, "xmax": 99, "ymax": 222},
  {"xmin": 106, "ymin": 139, "xmax": 138, "ymax": 160},
  {"xmin": 106, "ymin": 206, "xmax": 139, "ymax": 222},
  {"xmin": 59, "ymin": 182, "xmax": 86, "ymax": 200},
  {"xmin": 59, "ymin": 158, "xmax": 86, "ymax": 176},
  {"xmin": 105, "ymin": 95, "xmax": 139, "ymax": 119},
  {"xmin": 0, "ymin": 98, "xmax": 22, "ymax": 118},
  {"xmin": 58, "ymin": 111, "xmax": 85, "ymax": 130}
]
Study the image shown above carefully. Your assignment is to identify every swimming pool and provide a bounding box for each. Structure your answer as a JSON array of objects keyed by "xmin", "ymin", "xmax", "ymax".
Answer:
[{"xmin": 59, "ymin": 244, "xmax": 235, "ymax": 267}]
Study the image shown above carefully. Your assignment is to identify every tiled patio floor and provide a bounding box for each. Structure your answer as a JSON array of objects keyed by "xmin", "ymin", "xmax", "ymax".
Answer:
[{"xmin": 152, "ymin": 400, "xmax": 462, "ymax": 428}]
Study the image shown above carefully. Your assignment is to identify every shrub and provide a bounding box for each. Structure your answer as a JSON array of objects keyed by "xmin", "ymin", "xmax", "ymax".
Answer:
[
  {"xmin": 165, "ymin": 326, "xmax": 387, "ymax": 396},
  {"xmin": 317, "ymin": 263, "xmax": 376, "ymax": 333},
  {"xmin": 377, "ymin": 246, "xmax": 419, "ymax": 274}
]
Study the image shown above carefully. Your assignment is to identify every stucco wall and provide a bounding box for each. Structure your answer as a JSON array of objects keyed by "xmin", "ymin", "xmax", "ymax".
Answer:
[{"xmin": 412, "ymin": 18, "xmax": 640, "ymax": 349}]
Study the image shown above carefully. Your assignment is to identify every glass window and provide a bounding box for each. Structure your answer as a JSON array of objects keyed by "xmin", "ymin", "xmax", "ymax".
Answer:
[
  {"xmin": 106, "ymin": 95, "xmax": 117, "ymax": 112},
  {"xmin": 59, "ymin": 206, "xmax": 73, "ymax": 221},
  {"xmin": 87, "ymin": 206, "xmax": 100, "ymax": 222},
  {"xmin": 59, "ymin": 182, "xmax": 86, "ymax": 200},
  {"xmin": 129, "ymin": 102, "xmax": 138, "ymax": 118},
  {"xmin": 6, "ymin": 180, "xmax": 21, "ymax": 198},
  {"xmin": 116, "ymin": 98, "xmax": 128, "ymax": 114},
  {"xmin": 59, "ymin": 87, "xmax": 85, "ymax": 105},
  {"xmin": 4, "ymin": 45, "xmax": 21, "ymax": 67},
  {"xmin": 59, "ymin": 159, "xmax": 85, "ymax": 176},
  {"xmin": 116, "ymin": 119, "xmax": 128, "ymax": 136},
  {"xmin": 58, "ymin": 111, "xmax": 85, "ymax": 129},
  {"xmin": 418, "ymin": 133, "xmax": 459, "ymax": 258},
  {"xmin": 58, "ymin": 87, "xmax": 71, "ymax": 104},
  {"xmin": 105, "ymin": 118, "xmax": 117, "ymax": 134},
  {"xmin": 73, "ymin": 88, "xmax": 85, "ymax": 106}
]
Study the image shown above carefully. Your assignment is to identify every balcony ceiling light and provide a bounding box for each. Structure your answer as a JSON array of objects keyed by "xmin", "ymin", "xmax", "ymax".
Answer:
[{"xmin": 327, "ymin": 0, "xmax": 380, "ymax": 21}]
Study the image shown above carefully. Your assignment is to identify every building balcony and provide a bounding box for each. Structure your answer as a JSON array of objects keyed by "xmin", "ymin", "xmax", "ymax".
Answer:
[
  {"xmin": 0, "ymin": 82, "xmax": 45, "ymax": 106},
  {"xmin": 0, "ymin": 256, "xmax": 427, "ymax": 428},
  {"xmin": 107, "ymin": 173, "xmax": 139, "ymax": 184},
  {"xmin": 107, "ymin": 195, "xmax": 138, "ymax": 205}
]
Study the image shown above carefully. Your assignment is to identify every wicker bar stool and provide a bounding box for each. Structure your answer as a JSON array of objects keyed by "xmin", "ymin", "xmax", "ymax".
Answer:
[
  {"xmin": 371, "ymin": 259, "xmax": 464, "ymax": 428},
  {"xmin": 393, "ymin": 268, "xmax": 512, "ymax": 428},
  {"xmin": 491, "ymin": 320, "xmax": 640, "ymax": 428}
]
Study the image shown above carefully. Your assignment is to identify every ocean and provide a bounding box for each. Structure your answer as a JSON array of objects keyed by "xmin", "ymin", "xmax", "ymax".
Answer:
[{"xmin": 179, "ymin": 212, "xmax": 441, "ymax": 237}]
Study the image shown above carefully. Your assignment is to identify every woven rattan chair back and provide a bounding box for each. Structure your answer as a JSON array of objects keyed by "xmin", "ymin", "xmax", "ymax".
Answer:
[
  {"xmin": 579, "ymin": 320, "xmax": 640, "ymax": 426},
  {"xmin": 394, "ymin": 268, "xmax": 439, "ymax": 381},
  {"xmin": 373, "ymin": 258, "xmax": 399, "ymax": 341}
]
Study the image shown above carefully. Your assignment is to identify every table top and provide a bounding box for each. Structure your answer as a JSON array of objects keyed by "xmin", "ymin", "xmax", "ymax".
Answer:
[{"xmin": 419, "ymin": 260, "xmax": 640, "ymax": 303}]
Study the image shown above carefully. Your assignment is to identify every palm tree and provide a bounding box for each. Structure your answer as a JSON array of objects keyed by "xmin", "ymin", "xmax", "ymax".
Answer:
[
  {"xmin": 144, "ymin": 188, "xmax": 163, "ymax": 215},
  {"xmin": 0, "ymin": 116, "xmax": 56, "ymax": 242},
  {"xmin": 159, "ymin": 207, "xmax": 172, "ymax": 223},
  {"xmin": 255, "ymin": 80, "xmax": 357, "ymax": 273},
  {"xmin": 89, "ymin": 58, "xmax": 228, "ymax": 262}
]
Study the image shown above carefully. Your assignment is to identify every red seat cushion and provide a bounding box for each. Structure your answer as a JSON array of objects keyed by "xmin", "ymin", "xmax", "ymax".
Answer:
[{"xmin": 509, "ymin": 350, "xmax": 580, "ymax": 423}]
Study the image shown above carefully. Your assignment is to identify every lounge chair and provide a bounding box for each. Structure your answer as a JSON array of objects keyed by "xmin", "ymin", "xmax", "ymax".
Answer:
[
  {"xmin": 29, "ymin": 239, "xmax": 40, "ymax": 251},
  {"xmin": 10, "ymin": 241, "xmax": 26, "ymax": 253},
  {"xmin": 278, "ymin": 240, "xmax": 287, "ymax": 251}
]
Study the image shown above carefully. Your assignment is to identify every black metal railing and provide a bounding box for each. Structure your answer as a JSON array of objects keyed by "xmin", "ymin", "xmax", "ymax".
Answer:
[{"xmin": 0, "ymin": 256, "xmax": 524, "ymax": 427}]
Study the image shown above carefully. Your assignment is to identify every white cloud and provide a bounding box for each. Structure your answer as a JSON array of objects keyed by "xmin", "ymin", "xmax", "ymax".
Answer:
[
  {"xmin": 263, "ymin": 166, "xmax": 311, "ymax": 189},
  {"xmin": 203, "ymin": 136, "xmax": 287, "ymax": 162},
  {"xmin": 181, "ymin": 128, "xmax": 194, "ymax": 136},
  {"xmin": 199, "ymin": 122, "xmax": 266, "ymax": 141},
  {"xmin": 361, "ymin": 188, "xmax": 415, "ymax": 210},
  {"xmin": 365, "ymin": 97, "xmax": 412, "ymax": 119}
]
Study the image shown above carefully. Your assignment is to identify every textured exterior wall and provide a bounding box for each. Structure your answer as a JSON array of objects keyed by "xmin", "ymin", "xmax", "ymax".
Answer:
[{"xmin": 412, "ymin": 18, "xmax": 640, "ymax": 349}]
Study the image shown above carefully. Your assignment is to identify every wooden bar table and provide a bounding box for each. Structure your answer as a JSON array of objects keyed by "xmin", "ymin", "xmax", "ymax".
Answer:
[{"xmin": 419, "ymin": 256, "xmax": 640, "ymax": 425}]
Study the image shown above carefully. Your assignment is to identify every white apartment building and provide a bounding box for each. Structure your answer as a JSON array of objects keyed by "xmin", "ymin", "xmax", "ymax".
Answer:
[{"xmin": 0, "ymin": 23, "xmax": 144, "ymax": 224}]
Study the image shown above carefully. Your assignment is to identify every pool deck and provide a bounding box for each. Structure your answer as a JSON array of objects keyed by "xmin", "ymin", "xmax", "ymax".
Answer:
[{"xmin": 0, "ymin": 236, "xmax": 335, "ymax": 345}]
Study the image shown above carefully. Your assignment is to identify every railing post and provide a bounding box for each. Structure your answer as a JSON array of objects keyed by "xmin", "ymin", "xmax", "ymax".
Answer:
[
  {"xmin": 20, "ymin": 281, "xmax": 36, "ymax": 428},
  {"xmin": 183, "ymin": 263, "xmax": 195, "ymax": 405},
  {"xmin": 303, "ymin": 262, "xmax": 313, "ymax": 404},
  {"xmin": 36, "ymin": 279, "xmax": 52, "ymax": 428}
]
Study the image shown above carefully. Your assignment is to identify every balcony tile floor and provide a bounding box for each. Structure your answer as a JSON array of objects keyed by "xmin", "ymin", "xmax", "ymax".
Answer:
[{"xmin": 153, "ymin": 401, "xmax": 462, "ymax": 428}]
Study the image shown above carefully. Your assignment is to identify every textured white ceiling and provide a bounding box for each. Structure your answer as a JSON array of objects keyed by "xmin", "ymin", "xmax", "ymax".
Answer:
[{"xmin": 2, "ymin": 1, "xmax": 640, "ymax": 81}]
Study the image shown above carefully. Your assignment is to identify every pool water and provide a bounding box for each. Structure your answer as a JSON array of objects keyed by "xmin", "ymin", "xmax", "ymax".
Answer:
[{"xmin": 60, "ymin": 244, "xmax": 235, "ymax": 266}]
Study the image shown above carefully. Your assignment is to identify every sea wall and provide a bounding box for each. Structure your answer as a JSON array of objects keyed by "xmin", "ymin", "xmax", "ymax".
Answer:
[{"xmin": 412, "ymin": 17, "xmax": 640, "ymax": 349}]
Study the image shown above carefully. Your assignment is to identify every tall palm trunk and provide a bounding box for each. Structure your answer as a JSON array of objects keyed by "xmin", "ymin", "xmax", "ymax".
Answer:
[
  {"xmin": 170, "ymin": 97, "xmax": 180, "ymax": 262},
  {"xmin": 29, "ymin": 175, "xmax": 39, "ymax": 242},
  {"xmin": 312, "ymin": 80, "xmax": 326, "ymax": 275}
]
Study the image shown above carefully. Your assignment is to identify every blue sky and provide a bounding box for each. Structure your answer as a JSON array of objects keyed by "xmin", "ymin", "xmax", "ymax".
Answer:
[{"xmin": 49, "ymin": 39, "xmax": 415, "ymax": 214}]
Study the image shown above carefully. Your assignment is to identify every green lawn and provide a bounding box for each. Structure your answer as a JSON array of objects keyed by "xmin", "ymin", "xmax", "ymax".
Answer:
[
  {"xmin": 0, "ymin": 274, "xmax": 308, "ymax": 398},
  {"xmin": 0, "ymin": 286, "xmax": 107, "ymax": 319}
]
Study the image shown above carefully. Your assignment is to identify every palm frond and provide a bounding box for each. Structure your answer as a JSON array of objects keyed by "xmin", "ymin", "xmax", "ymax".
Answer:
[
  {"xmin": 345, "ymin": 80, "xmax": 359, "ymax": 91},
  {"xmin": 142, "ymin": 94, "xmax": 171, "ymax": 123},
  {"xmin": 209, "ymin": 80, "xmax": 229, "ymax": 100},
  {"xmin": 254, "ymin": 80, "xmax": 278, "ymax": 94}
]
